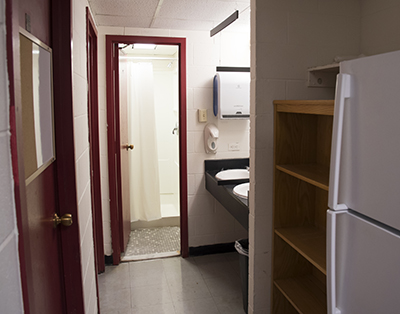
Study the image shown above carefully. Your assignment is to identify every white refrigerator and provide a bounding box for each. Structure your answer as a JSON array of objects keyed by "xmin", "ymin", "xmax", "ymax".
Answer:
[{"xmin": 327, "ymin": 50, "xmax": 400, "ymax": 314}]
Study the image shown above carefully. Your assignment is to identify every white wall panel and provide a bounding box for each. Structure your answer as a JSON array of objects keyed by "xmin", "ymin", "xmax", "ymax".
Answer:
[
  {"xmin": 361, "ymin": 0, "xmax": 400, "ymax": 55},
  {"xmin": 0, "ymin": 235, "xmax": 24, "ymax": 313},
  {"xmin": 0, "ymin": 0, "xmax": 24, "ymax": 311},
  {"xmin": 72, "ymin": 1, "xmax": 97, "ymax": 313}
]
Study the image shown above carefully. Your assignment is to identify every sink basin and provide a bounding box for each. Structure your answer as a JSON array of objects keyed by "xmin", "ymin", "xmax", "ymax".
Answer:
[
  {"xmin": 233, "ymin": 183, "xmax": 249, "ymax": 199},
  {"xmin": 215, "ymin": 169, "xmax": 249, "ymax": 181}
]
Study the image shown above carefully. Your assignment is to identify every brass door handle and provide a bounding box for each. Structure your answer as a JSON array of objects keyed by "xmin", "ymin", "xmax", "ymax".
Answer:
[
  {"xmin": 53, "ymin": 213, "xmax": 73, "ymax": 228},
  {"xmin": 126, "ymin": 144, "xmax": 134, "ymax": 150}
]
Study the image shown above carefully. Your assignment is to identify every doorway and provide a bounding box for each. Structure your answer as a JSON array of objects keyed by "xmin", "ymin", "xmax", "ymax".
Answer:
[
  {"xmin": 119, "ymin": 43, "xmax": 181, "ymax": 261},
  {"xmin": 106, "ymin": 35, "xmax": 188, "ymax": 264}
]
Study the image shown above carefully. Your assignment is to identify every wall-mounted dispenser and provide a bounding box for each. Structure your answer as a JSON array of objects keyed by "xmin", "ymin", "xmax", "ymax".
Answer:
[
  {"xmin": 213, "ymin": 67, "xmax": 250, "ymax": 119},
  {"xmin": 204, "ymin": 123, "xmax": 219, "ymax": 154}
]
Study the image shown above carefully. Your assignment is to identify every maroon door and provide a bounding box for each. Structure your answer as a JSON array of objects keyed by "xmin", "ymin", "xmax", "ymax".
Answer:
[
  {"xmin": 18, "ymin": 31, "xmax": 66, "ymax": 314},
  {"xmin": 8, "ymin": 0, "xmax": 85, "ymax": 313},
  {"xmin": 108, "ymin": 43, "xmax": 132, "ymax": 263},
  {"xmin": 25, "ymin": 167, "xmax": 65, "ymax": 313},
  {"xmin": 118, "ymin": 59, "xmax": 132, "ymax": 252}
]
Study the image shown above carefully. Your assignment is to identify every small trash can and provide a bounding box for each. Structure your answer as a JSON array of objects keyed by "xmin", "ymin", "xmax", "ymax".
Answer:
[{"xmin": 235, "ymin": 239, "xmax": 249, "ymax": 314}]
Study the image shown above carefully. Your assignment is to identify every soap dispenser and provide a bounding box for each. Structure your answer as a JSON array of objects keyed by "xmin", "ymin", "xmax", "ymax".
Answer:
[{"xmin": 204, "ymin": 123, "xmax": 219, "ymax": 154}]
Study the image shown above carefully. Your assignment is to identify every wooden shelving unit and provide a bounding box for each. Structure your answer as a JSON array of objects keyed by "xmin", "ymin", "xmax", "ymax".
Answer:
[
  {"xmin": 272, "ymin": 100, "xmax": 334, "ymax": 314},
  {"xmin": 275, "ymin": 275, "xmax": 327, "ymax": 314},
  {"xmin": 275, "ymin": 227, "xmax": 326, "ymax": 274},
  {"xmin": 275, "ymin": 164, "xmax": 329, "ymax": 191}
]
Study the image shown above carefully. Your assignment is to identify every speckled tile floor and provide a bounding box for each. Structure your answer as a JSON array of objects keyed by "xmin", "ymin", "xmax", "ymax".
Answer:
[
  {"xmin": 98, "ymin": 252, "xmax": 246, "ymax": 314},
  {"xmin": 121, "ymin": 227, "xmax": 181, "ymax": 262}
]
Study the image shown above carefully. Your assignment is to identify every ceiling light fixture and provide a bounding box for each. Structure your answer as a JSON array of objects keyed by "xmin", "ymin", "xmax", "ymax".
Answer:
[
  {"xmin": 133, "ymin": 43, "xmax": 157, "ymax": 50},
  {"xmin": 210, "ymin": 10, "xmax": 239, "ymax": 37}
]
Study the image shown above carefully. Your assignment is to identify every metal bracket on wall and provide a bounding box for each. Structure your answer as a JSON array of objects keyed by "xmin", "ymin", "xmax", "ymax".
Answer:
[{"xmin": 308, "ymin": 63, "xmax": 340, "ymax": 88}]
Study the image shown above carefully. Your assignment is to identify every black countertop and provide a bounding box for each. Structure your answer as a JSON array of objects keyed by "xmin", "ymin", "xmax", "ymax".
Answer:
[{"xmin": 205, "ymin": 158, "xmax": 249, "ymax": 231}]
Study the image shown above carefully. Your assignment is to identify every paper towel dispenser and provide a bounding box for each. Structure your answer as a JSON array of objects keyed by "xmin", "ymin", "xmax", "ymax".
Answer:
[{"xmin": 213, "ymin": 67, "xmax": 250, "ymax": 119}]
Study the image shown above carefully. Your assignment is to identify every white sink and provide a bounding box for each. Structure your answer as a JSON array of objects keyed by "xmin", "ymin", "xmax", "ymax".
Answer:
[
  {"xmin": 233, "ymin": 183, "xmax": 249, "ymax": 199},
  {"xmin": 215, "ymin": 169, "xmax": 249, "ymax": 181}
]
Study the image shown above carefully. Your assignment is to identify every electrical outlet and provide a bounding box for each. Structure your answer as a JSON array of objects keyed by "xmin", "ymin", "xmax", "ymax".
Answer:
[{"xmin": 228, "ymin": 142, "xmax": 240, "ymax": 151}]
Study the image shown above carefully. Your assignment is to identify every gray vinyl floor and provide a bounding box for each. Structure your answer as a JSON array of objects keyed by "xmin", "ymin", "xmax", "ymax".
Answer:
[{"xmin": 98, "ymin": 252, "xmax": 246, "ymax": 314}]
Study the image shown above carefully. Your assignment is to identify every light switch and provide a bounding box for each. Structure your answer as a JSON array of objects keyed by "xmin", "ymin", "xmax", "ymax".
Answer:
[{"xmin": 198, "ymin": 109, "xmax": 207, "ymax": 122}]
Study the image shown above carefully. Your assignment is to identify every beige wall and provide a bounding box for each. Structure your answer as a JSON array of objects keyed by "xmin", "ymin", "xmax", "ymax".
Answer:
[
  {"xmin": 249, "ymin": 0, "xmax": 361, "ymax": 312},
  {"xmin": 97, "ymin": 26, "xmax": 251, "ymax": 255},
  {"xmin": 72, "ymin": 1, "xmax": 98, "ymax": 313},
  {"xmin": 0, "ymin": 0, "xmax": 24, "ymax": 312},
  {"xmin": 361, "ymin": 0, "xmax": 400, "ymax": 55}
]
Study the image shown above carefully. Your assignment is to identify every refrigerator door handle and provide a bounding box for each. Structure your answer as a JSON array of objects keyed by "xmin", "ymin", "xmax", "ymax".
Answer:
[
  {"xmin": 327, "ymin": 209, "xmax": 346, "ymax": 314},
  {"xmin": 328, "ymin": 73, "xmax": 351, "ymax": 210}
]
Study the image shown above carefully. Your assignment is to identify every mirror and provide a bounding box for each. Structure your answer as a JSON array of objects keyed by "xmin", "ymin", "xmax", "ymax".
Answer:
[{"xmin": 20, "ymin": 30, "xmax": 55, "ymax": 182}]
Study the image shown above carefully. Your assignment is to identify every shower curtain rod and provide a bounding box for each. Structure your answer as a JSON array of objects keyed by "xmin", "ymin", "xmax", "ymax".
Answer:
[{"xmin": 119, "ymin": 56, "xmax": 177, "ymax": 61}]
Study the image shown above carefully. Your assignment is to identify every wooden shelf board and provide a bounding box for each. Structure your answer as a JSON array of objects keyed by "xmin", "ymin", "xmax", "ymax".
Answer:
[
  {"xmin": 274, "ymin": 275, "xmax": 327, "ymax": 314},
  {"xmin": 275, "ymin": 227, "xmax": 326, "ymax": 274},
  {"xmin": 274, "ymin": 100, "xmax": 334, "ymax": 116},
  {"xmin": 276, "ymin": 164, "xmax": 329, "ymax": 191}
]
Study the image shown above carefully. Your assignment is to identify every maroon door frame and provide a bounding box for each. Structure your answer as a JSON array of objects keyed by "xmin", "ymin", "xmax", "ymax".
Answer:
[
  {"xmin": 86, "ymin": 8, "xmax": 105, "ymax": 276},
  {"xmin": 106, "ymin": 35, "xmax": 188, "ymax": 264},
  {"xmin": 6, "ymin": 0, "xmax": 85, "ymax": 313}
]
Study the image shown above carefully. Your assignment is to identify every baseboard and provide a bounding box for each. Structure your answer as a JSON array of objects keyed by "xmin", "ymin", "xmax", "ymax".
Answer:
[
  {"xmin": 189, "ymin": 242, "xmax": 236, "ymax": 256},
  {"xmin": 131, "ymin": 217, "xmax": 180, "ymax": 229},
  {"xmin": 105, "ymin": 243, "xmax": 237, "ymax": 263}
]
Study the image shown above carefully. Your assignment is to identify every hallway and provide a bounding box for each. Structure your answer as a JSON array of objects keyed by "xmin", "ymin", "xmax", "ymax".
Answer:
[{"xmin": 98, "ymin": 253, "xmax": 245, "ymax": 314}]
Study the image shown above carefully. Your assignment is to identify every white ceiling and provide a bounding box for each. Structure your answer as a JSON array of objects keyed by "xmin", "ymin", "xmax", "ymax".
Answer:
[{"xmin": 88, "ymin": 0, "xmax": 251, "ymax": 33}]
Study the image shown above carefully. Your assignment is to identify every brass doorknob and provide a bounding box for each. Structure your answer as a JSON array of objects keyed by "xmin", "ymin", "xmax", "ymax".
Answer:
[
  {"xmin": 53, "ymin": 213, "xmax": 73, "ymax": 228},
  {"xmin": 126, "ymin": 144, "xmax": 134, "ymax": 150}
]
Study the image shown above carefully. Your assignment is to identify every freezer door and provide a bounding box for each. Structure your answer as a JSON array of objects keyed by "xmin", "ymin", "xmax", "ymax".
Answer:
[
  {"xmin": 328, "ymin": 210, "xmax": 400, "ymax": 314},
  {"xmin": 334, "ymin": 50, "xmax": 400, "ymax": 230}
]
